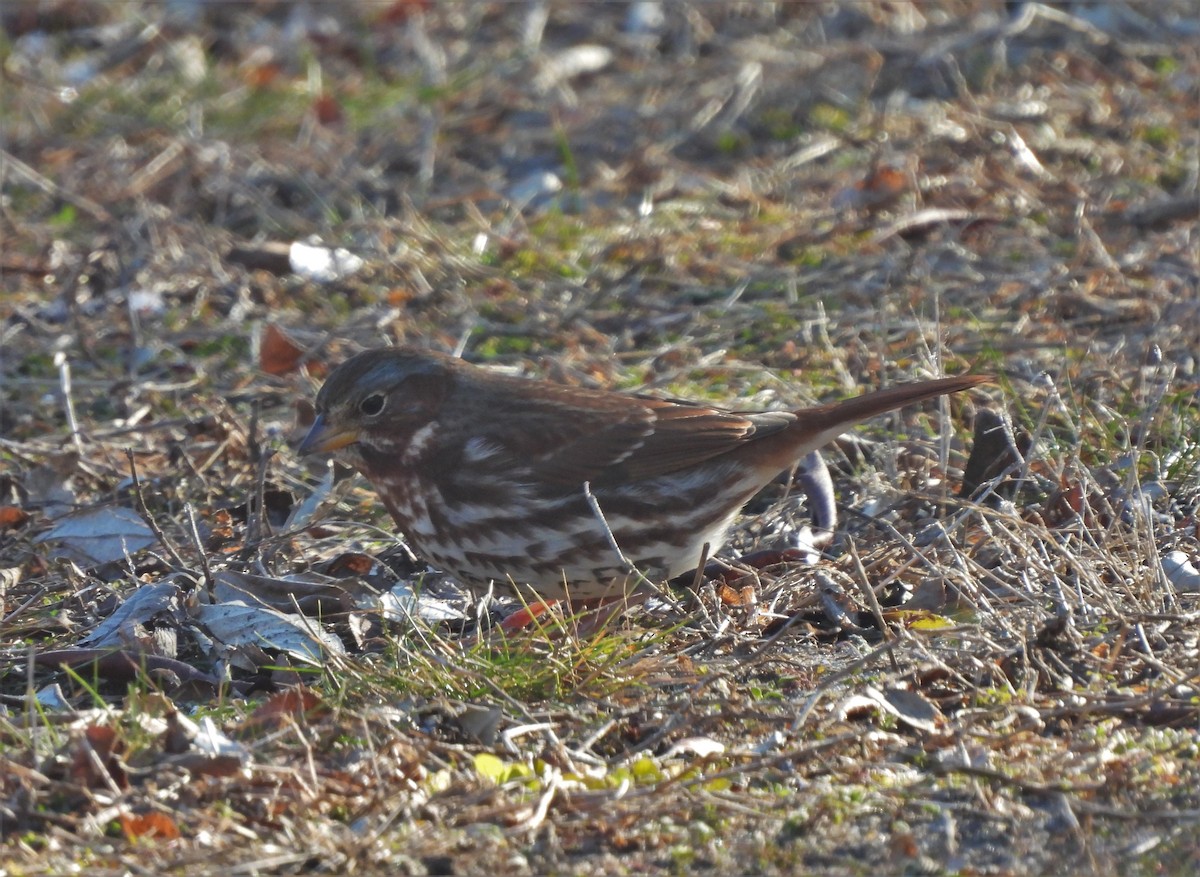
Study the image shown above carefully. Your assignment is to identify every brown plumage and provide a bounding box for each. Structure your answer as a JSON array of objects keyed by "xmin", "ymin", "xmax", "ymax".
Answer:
[{"xmin": 299, "ymin": 347, "xmax": 987, "ymax": 602}]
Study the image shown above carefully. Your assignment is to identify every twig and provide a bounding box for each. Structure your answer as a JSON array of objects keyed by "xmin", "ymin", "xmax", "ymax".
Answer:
[
  {"xmin": 928, "ymin": 761, "xmax": 1103, "ymax": 797},
  {"xmin": 791, "ymin": 637, "xmax": 902, "ymax": 732},
  {"xmin": 244, "ymin": 400, "xmax": 275, "ymax": 550},
  {"xmin": 183, "ymin": 503, "xmax": 214, "ymax": 598},
  {"xmin": 512, "ymin": 771, "xmax": 562, "ymax": 834},
  {"xmin": 581, "ymin": 481, "xmax": 639, "ymax": 580},
  {"xmin": 125, "ymin": 449, "xmax": 187, "ymax": 569},
  {"xmin": 0, "ymin": 148, "xmax": 113, "ymax": 223},
  {"xmin": 53, "ymin": 353, "xmax": 85, "ymax": 455},
  {"xmin": 846, "ymin": 539, "xmax": 899, "ymax": 671}
]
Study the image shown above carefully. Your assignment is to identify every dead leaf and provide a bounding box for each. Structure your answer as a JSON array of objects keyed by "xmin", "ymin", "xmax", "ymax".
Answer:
[
  {"xmin": 457, "ymin": 703, "xmax": 503, "ymax": 745},
  {"xmin": 36, "ymin": 683, "xmax": 71, "ymax": 710},
  {"xmin": 1162, "ymin": 552, "xmax": 1200, "ymax": 593},
  {"xmin": 879, "ymin": 688, "xmax": 944, "ymax": 733},
  {"xmin": 33, "ymin": 648, "xmax": 220, "ymax": 687},
  {"xmin": 836, "ymin": 686, "xmax": 944, "ymax": 733},
  {"xmin": 288, "ymin": 240, "xmax": 363, "ymax": 283},
  {"xmin": 238, "ymin": 687, "xmax": 325, "ymax": 735},
  {"xmin": 24, "ymin": 456, "xmax": 78, "ymax": 518},
  {"xmin": 211, "ymin": 569, "xmax": 353, "ymax": 616},
  {"xmin": 379, "ymin": 581, "xmax": 466, "ymax": 624},
  {"xmin": 162, "ymin": 710, "xmax": 197, "ymax": 755},
  {"xmin": 717, "ymin": 582, "xmax": 756, "ymax": 607},
  {"xmin": 0, "ymin": 506, "xmax": 29, "ymax": 530},
  {"xmin": 120, "ymin": 811, "xmax": 181, "ymax": 841},
  {"xmin": 76, "ymin": 581, "xmax": 182, "ymax": 649},
  {"xmin": 286, "ymin": 466, "xmax": 335, "ymax": 531},
  {"xmin": 193, "ymin": 601, "xmax": 346, "ymax": 664},
  {"xmin": 70, "ymin": 724, "xmax": 128, "ymax": 790},
  {"xmin": 960, "ymin": 408, "xmax": 1032, "ymax": 500},
  {"xmin": 161, "ymin": 714, "xmax": 248, "ymax": 777},
  {"xmin": 311, "ymin": 93, "xmax": 343, "ymax": 126},
  {"xmin": 259, "ymin": 323, "xmax": 307, "ymax": 377},
  {"xmin": 38, "ymin": 506, "xmax": 157, "ymax": 566}
]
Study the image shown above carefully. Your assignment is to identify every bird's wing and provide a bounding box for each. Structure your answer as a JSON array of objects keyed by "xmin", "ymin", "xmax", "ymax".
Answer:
[
  {"xmin": 444, "ymin": 380, "xmax": 794, "ymax": 487},
  {"xmin": 592, "ymin": 397, "xmax": 794, "ymax": 483}
]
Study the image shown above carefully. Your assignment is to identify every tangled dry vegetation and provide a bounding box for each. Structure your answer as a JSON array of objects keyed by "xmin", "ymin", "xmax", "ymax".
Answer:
[{"xmin": 2, "ymin": 2, "xmax": 1199, "ymax": 874}]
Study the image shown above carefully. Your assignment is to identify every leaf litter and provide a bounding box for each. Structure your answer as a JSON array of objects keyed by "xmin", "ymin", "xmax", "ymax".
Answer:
[{"xmin": 1, "ymin": 1, "xmax": 1199, "ymax": 874}]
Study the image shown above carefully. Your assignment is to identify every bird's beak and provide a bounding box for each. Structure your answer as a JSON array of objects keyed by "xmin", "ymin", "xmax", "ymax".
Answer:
[{"xmin": 298, "ymin": 415, "xmax": 359, "ymax": 455}]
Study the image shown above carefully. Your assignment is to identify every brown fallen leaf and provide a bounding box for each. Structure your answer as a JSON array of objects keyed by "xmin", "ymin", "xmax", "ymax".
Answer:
[
  {"xmin": 70, "ymin": 724, "xmax": 128, "ymax": 790},
  {"xmin": 237, "ymin": 687, "xmax": 326, "ymax": 736},
  {"xmin": 259, "ymin": 323, "xmax": 308, "ymax": 377}
]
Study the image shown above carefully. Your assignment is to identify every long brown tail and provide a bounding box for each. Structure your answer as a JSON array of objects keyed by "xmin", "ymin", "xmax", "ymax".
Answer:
[{"xmin": 767, "ymin": 374, "xmax": 990, "ymax": 469}]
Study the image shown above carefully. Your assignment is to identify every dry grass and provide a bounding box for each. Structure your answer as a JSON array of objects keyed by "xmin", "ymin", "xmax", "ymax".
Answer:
[{"xmin": 2, "ymin": 1, "xmax": 1199, "ymax": 874}]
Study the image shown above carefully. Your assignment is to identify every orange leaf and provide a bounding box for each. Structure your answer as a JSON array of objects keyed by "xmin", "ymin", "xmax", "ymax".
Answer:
[
  {"xmin": 718, "ymin": 583, "xmax": 756, "ymax": 607},
  {"xmin": 0, "ymin": 506, "xmax": 28, "ymax": 530},
  {"xmin": 243, "ymin": 61, "xmax": 283, "ymax": 89},
  {"xmin": 860, "ymin": 165, "xmax": 907, "ymax": 197},
  {"xmin": 120, "ymin": 811, "xmax": 181, "ymax": 841}
]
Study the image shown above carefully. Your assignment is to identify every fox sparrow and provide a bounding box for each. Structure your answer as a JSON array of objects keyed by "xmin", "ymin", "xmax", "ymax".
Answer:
[{"xmin": 299, "ymin": 348, "xmax": 986, "ymax": 603}]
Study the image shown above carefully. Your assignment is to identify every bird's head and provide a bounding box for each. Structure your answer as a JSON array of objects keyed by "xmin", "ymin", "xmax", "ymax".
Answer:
[{"xmin": 298, "ymin": 348, "xmax": 454, "ymax": 462}]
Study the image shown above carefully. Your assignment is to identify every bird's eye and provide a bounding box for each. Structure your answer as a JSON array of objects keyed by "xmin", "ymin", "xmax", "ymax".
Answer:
[{"xmin": 359, "ymin": 393, "xmax": 386, "ymax": 416}]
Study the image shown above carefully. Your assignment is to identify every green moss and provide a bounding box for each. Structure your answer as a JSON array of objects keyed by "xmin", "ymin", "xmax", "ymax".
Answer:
[
  {"xmin": 1140, "ymin": 124, "xmax": 1177, "ymax": 148},
  {"xmin": 809, "ymin": 102, "xmax": 852, "ymax": 134},
  {"xmin": 1153, "ymin": 56, "xmax": 1179, "ymax": 75},
  {"xmin": 783, "ymin": 245, "xmax": 827, "ymax": 268},
  {"xmin": 716, "ymin": 129, "xmax": 747, "ymax": 155},
  {"xmin": 758, "ymin": 107, "xmax": 803, "ymax": 142},
  {"xmin": 1050, "ymin": 239, "xmax": 1077, "ymax": 258},
  {"xmin": 474, "ymin": 335, "xmax": 535, "ymax": 357}
]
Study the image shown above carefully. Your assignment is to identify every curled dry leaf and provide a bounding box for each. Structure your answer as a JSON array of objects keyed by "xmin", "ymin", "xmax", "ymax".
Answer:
[
  {"xmin": 836, "ymin": 686, "xmax": 944, "ymax": 733},
  {"xmin": 212, "ymin": 569, "xmax": 354, "ymax": 616},
  {"xmin": 286, "ymin": 465, "xmax": 334, "ymax": 531},
  {"xmin": 380, "ymin": 581, "xmax": 466, "ymax": 623},
  {"xmin": 69, "ymin": 724, "xmax": 128, "ymax": 790},
  {"xmin": 161, "ymin": 713, "xmax": 249, "ymax": 778},
  {"xmin": 457, "ymin": 703, "xmax": 503, "ymax": 745},
  {"xmin": 662, "ymin": 737, "xmax": 725, "ymax": 759},
  {"xmin": 1162, "ymin": 551, "xmax": 1200, "ymax": 593},
  {"xmin": 76, "ymin": 581, "xmax": 182, "ymax": 649}
]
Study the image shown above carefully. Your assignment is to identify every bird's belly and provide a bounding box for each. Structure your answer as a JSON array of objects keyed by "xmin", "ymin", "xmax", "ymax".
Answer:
[{"xmin": 373, "ymin": 464, "xmax": 763, "ymax": 600}]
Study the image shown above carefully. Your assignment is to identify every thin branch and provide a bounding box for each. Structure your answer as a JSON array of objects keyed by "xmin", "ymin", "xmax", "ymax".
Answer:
[{"xmin": 125, "ymin": 449, "xmax": 188, "ymax": 569}]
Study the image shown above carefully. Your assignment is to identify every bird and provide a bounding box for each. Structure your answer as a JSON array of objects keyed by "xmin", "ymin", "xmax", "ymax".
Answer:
[{"xmin": 298, "ymin": 347, "xmax": 986, "ymax": 608}]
